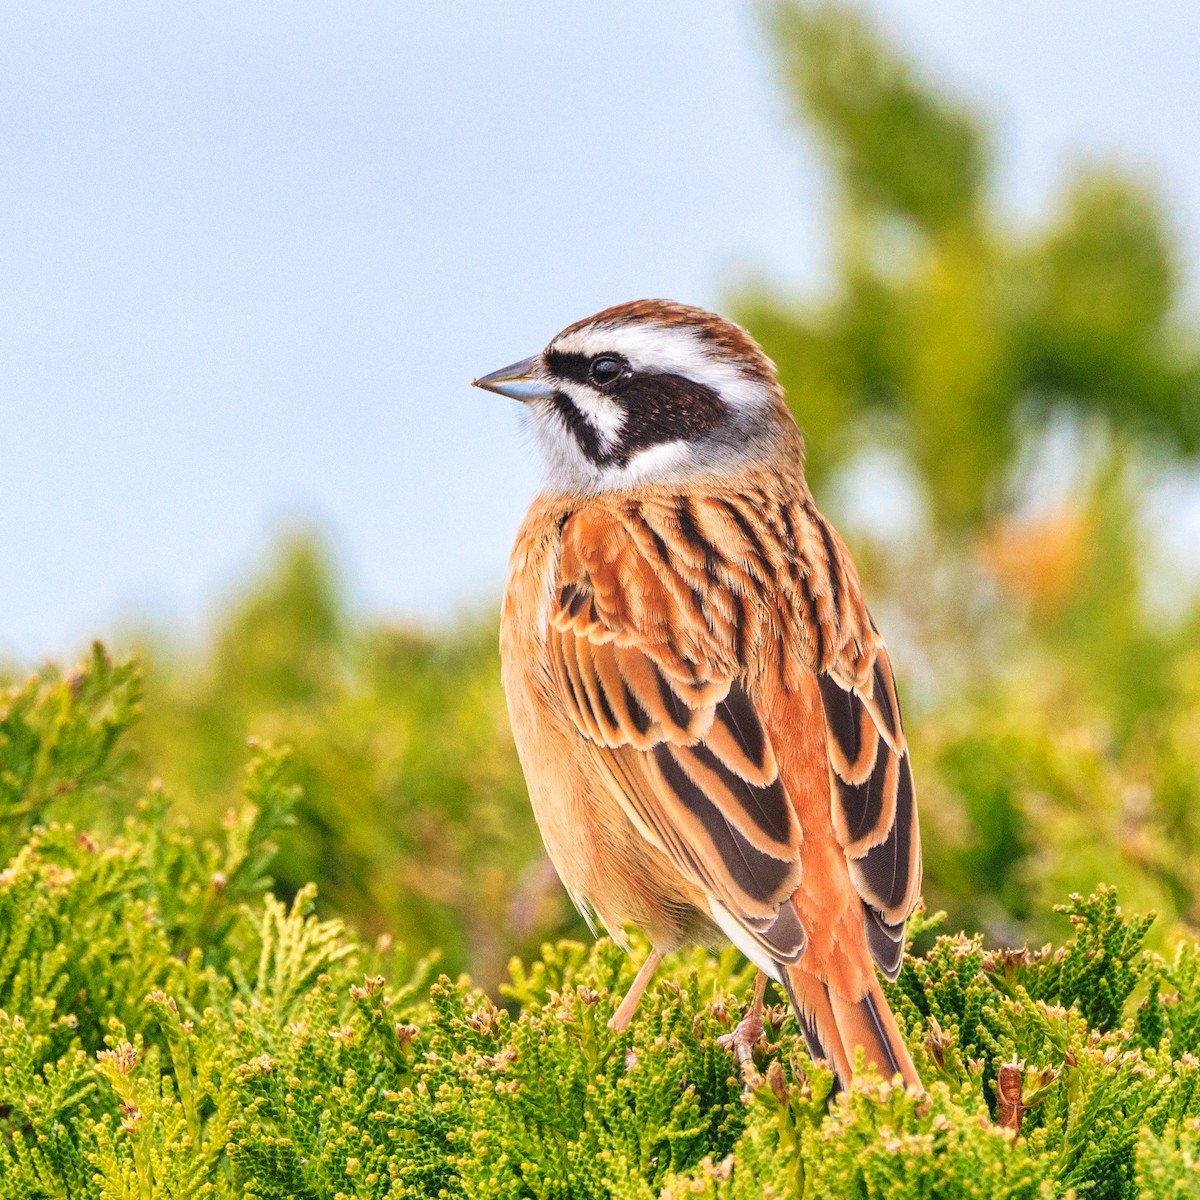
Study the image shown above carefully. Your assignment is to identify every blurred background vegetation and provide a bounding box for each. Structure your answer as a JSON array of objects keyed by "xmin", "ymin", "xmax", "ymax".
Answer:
[{"xmin": 18, "ymin": 1, "xmax": 1200, "ymax": 992}]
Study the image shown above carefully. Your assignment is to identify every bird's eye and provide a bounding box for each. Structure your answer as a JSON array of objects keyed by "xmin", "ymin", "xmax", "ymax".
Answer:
[{"xmin": 588, "ymin": 355, "xmax": 626, "ymax": 386}]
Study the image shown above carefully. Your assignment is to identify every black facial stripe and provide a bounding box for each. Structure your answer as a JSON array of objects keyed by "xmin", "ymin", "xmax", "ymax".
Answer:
[
  {"xmin": 550, "ymin": 392, "xmax": 605, "ymax": 463},
  {"xmin": 544, "ymin": 350, "xmax": 593, "ymax": 385},
  {"xmin": 547, "ymin": 371, "xmax": 728, "ymax": 468}
]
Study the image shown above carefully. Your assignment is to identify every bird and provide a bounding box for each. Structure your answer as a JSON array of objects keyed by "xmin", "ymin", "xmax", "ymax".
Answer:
[{"xmin": 474, "ymin": 299, "xmax": 922, "ymax": 1091}]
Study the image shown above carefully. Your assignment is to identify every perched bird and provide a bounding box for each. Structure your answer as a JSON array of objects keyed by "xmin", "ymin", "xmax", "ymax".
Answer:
[{"xmin": 475, "ymin": 300, "xmax": 922, "ymax": 1090}]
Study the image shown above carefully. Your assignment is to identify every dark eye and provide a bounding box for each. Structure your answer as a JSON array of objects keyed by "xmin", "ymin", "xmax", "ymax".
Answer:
[{"xmin": 588, "ymin": 355, "xmax": 626, "ymax": 386}]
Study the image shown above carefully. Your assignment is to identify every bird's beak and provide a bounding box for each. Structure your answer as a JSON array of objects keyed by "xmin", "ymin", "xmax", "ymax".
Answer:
[{"xmin": 471, "ymin": 355, "xmax": 556, "ymax": 402}]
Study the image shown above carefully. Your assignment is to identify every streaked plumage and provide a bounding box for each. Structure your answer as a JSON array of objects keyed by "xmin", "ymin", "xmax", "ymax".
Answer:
[{"xmin": 477, "ymin": 299, "xmax": 922, "ymax": 1090}]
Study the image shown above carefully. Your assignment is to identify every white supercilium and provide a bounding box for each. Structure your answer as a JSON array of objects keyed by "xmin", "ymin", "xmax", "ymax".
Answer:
[{"xmin": 551, "ymin": 320, "xmax": 773, "ymax": 414}]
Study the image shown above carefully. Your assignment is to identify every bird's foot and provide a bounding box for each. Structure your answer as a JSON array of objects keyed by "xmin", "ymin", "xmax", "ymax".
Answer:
[{"xmin": 718, "ymin": 1004, "xmax": 766, "ymax": 1088}]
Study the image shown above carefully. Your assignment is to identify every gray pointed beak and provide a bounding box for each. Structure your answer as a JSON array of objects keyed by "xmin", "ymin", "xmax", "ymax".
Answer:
[{"xmin": 471, "ymin": 355, "xmax": 556, "ymax": 402}]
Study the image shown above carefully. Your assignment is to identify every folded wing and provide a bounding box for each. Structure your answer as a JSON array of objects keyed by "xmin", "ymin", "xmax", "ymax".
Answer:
[
  {"xmin": 547, "ymin": 495, "xmax": 920, "ymax": 976},
  {"xmin": 548, "ymin": 502, "xmax": 808, "ymax": 963}
]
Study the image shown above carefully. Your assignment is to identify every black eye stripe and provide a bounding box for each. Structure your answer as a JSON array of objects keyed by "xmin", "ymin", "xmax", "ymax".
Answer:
[{"xmin": 544, "ymin": 350, "xmax": 592, "ymax": 384}]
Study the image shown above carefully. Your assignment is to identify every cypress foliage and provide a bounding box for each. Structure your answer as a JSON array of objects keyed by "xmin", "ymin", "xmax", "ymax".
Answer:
[{"xmin": 3, "ymin": 650, "xmax": 1200, "ymax": 1198}]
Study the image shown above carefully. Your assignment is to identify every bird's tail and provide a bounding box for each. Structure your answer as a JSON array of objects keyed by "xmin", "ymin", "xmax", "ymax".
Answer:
[{"xmin": 781, "ymin": 964, "xmax": 921, "ymax": 1092}]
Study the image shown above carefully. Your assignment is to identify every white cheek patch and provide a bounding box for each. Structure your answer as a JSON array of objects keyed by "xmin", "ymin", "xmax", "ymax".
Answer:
[
  {"xmin": 615, "ymin": 439, "xmax": 692, "ymax": 484},
  {"xmin": 552, "ymin": 322, "xmax": 772, "ymax": 413},
  {"xmin": 522, "ymin": 404, "xmax": 599, "ymax": 486},
  {"xmin": 556, "ymin": 380, "xmax": 626, "ymax": 451}
]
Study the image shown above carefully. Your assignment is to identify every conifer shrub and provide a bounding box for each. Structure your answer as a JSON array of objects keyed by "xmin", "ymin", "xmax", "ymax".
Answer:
[{"xmin": 4, "ymin": 650, "xmax": 1200, "ymax": 1198}]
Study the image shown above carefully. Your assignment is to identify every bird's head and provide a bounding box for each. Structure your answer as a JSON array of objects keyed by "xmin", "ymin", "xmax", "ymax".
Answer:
[{"xmin": 473, "ymin": 300, "xmax": 799, "ymax": 494}]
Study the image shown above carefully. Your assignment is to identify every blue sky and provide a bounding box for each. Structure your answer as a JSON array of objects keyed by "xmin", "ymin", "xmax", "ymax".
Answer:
[{"xmin": 3, "ymin": 2, "xmax": 1198, "ymax": 662}]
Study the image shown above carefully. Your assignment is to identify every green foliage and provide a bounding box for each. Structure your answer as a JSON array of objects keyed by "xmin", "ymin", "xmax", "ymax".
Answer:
[
  {"xmin": 911, "ymin": 630, "xmax": 1200, "ymax": 952},
  {"xmin": 0, "ymin": 643, "xmax": 140, "ymax": 859},
  {"xmin": 773, "ymin": 1, "xmax": 985, "ymax": 234},
  {"xmin": 132, "ymin": 535, "xmax": 550, "ymax": 989},
  {"xmin": 3, "ymin": 652, "xmax": 1200, "ymax": 1197}
]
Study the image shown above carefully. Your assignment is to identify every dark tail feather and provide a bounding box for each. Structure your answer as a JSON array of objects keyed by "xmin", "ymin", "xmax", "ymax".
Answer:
[
  {"xmin": 781, "ymin": 965, "xmax": 921, "ymax": 1092},
  {"xmin": 790, "ymin": 1000, "xmax": 844, "ymax": 1097}
]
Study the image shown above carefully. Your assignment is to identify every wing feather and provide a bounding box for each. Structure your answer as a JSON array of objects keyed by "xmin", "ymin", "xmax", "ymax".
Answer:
[{"xmin": 818, "ymin": 643, "xmax": 921, "ymax": 980}]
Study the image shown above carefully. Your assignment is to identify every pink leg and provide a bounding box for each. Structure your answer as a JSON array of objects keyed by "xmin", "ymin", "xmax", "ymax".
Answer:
[
  {"xmin": 719, "ymin": 971, "xmax": 769, "ymax": 1074},
  {"xmin": 608, "ymin": 949, "xmax": 664, "ymax": 1032}
]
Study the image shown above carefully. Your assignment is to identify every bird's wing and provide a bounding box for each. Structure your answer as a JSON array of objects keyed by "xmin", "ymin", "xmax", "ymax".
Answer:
[
  {"xmin": 548, "ymin": 491, "xmax": 919, "ymax": 972},
  {"xmin": 816, "ymin": 636, "xmax": 922, "ymax": 980},
  {"xmin": 548, "ymin": 495, "xmax": 809, "ymax": 962}
]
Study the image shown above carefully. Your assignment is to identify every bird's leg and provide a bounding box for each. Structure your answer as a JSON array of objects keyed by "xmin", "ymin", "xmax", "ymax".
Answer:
[
  {"xmin": 608, "ymin": 949, "xmax": 664, "ymax": 1033},
  {"xmin": 719, "ymin": 971, "xmax": 769, "ymax": 1081}
]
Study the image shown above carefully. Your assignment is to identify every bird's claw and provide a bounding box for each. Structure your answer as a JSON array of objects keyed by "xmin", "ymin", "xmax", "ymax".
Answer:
[{"xmin": 718, "ymin": 1006, "xmax": 766, "ymax": 1088}]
